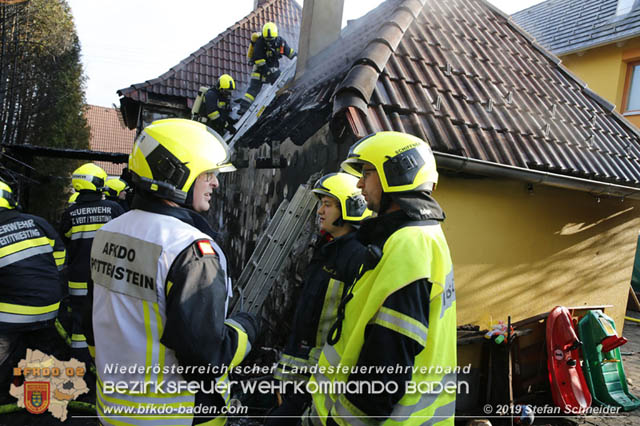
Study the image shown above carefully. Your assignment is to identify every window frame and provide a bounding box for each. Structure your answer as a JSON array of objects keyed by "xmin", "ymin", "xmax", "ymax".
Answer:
[{"xmin": 623, "ymin": 60, "xmax": 640, "ymax": 115}]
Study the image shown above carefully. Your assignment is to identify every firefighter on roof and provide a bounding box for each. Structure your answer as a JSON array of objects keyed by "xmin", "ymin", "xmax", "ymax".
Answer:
[
  {"xmin": 237, "ymin": 22, "xmax": 296, "ymax": 115},
  {"xmin": 203, "ymin": 74, "xmax": 238, "ymax": 137}
]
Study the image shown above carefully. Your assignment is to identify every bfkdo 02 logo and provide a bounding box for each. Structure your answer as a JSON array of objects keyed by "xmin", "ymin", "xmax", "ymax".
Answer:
[{"xmin": 13, "ymin": 365, "xmax": 85, "ymax": 415}]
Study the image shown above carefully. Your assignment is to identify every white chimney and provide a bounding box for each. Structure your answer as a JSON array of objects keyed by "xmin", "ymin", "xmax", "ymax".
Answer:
[
  {"xmin": 616, "ymin": 0, "xmax": 635, "ymax": 16},
  {"xmin": 253, "ymin": 0, "xmax": 268, "ymax": 9},
  {"xmin": 295, "ymin": 0, "xmax": 345, "ymax": 80}
]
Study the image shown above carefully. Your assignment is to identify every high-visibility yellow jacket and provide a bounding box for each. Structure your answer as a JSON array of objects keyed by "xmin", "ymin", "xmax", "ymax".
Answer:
[{"xmin": 308, "ymin": 219, "xmax": 457, "ymax": 425}]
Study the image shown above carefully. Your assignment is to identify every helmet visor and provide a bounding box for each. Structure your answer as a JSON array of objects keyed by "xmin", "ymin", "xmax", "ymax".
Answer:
[{"xmin": 340, "ymin": 158, "xmax": 364, "ymax": 177}]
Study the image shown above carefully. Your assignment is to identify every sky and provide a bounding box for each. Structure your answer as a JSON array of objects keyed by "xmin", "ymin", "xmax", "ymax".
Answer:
[{"xmin": 67, "ymin": 0, "xmax": 546, "ymax": 108}]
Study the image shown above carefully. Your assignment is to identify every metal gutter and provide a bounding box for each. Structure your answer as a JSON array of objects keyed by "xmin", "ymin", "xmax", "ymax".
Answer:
[
  {"xmin": 435, "ymin": 152, "xmax": 640, "ymax": 200},
  {"xmin": 554, "ymin": 32, "xmax": 640, "ymax": 57}
]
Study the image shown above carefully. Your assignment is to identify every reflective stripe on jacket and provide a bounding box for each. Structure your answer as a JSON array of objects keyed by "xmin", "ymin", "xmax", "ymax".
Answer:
[
  {"xmin": 61, "ymin": 195, "xmax": 123, "ymax": 295},
  {"xmin": 309, "ymin": 223, "xmax": 457, "ymax": 425},
  {"xmin": 92, "ymin": 209, "xmax": 246, "ymax": 425},
  {"xmin": 0, "ymin": 209, "xmax": 65, "ymax": 330},
  {"xmin": 276, "ymin": 232, "xmax": 366, "ymax": 385}
]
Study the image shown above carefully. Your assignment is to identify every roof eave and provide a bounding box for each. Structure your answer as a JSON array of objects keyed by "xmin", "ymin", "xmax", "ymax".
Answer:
[
  {"xmin": 437, "ymin": 152, "xmax": 640, "ymax": 200},
  {"xmin": 554, "ymin": 32, "xmax": 640, "ymax": 56},
  {"xmin": 335, "ymin": 108, "xmax": 640, "ymax": 199}
]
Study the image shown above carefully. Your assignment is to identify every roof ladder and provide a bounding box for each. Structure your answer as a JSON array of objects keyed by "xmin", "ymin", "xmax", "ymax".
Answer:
[
  {"xmin": 224, "ymin": 58, "xmax": 298, "ymax": 168},
  {"xmin": 229, "ymin": 181, "xmax": 318, "ymax": 315}
]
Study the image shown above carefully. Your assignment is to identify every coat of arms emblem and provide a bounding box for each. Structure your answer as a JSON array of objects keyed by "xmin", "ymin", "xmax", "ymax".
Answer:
[{"xmin": 24, "ymin": 382, "xmax": 50, "ymax": 414}]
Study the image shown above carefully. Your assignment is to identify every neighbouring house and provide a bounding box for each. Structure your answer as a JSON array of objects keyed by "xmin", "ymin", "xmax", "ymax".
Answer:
[
  {"xmin": 513, "ymin": 0, "xmax": 640, "ymax": 128},
  {"xmin": 85, "ymin": 105, "xmax": 136, "ymax": 176},
  {"xmin": 120, "ymin": 0, "xmax": 640, "ymax": 409},
  {"xmin": 117, "ymin": 0, "xmax": 302, "ymax": 133}
]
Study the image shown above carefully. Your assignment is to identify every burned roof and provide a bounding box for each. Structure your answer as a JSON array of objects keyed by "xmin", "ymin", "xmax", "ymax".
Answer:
[
  {"xmin": 512, "ymin": 0, "xmax": 640, "ymax": 55},
  {"xmin": 117, "ymin": 0, "xmax": 302, "ymax": 128},
  {"xmin": 243, "ymin": 0, "xmax": 640, "ymax": 197}
]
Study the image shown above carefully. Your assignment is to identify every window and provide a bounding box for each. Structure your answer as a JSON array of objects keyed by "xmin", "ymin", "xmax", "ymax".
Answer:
[{"xmin": 625, "ymin": 62, "xmax": 640, "ymax": 112}]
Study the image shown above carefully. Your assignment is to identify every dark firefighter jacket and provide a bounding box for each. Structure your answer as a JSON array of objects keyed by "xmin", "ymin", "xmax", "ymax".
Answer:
[
  {"xmin": 203, "ymin": 88, "xmax": 234, "ymax": 135},
  {"xmin": 251, "ymin": 35, "xmax": 296, "ymax": 71},
  {"xmin": 105, "ymin": 195, "xmax": 130, "ymax": 212},
  {"xmin": 0, "ymin": 208, "xmax": 66, "ymax": 332},
  {"xmin": 275, "ymin": 231, "xmax": 366, "ymax": 383},
  {"xmin": 60, "ymin": 191, "xmax": 124, "ymax": 296}
]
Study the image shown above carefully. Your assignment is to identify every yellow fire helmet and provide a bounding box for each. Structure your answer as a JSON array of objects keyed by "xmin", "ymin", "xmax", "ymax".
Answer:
[
  {"xmin": 128, "ymin": 118, "xmax": 235, "ymax": 204},
  {"xmin": 72, "ymin": 163, "xmax": 107, "ymax": 192},
  {"xmin": 104, "ymin": 178, "xmax": 127, "ymax": 198},
  {"xmin": 312, "ymin": 172, "xmax": 372, "ymax": 223},
  {"xmin": 262, "ymin": 22, "xmax": 278, "ymax": 40},
  {"xmin": 0, "ymin": 180, "xmax": 17, "ymax": 209},
  {"xmin": 218, "ymin": 74, "xmax": 236, "ymax": 92},
  {"xmin": 341, "ymin": 131, "xmax": 438, "ymax": 193},
  {"xmin": 68, "ymin": 192, "xmax": 79, "ymax": 205}
]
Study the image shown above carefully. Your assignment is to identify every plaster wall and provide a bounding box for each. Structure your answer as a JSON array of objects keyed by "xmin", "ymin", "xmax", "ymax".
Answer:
[
  {"xmin": 561, "ymin": 37, "xmax": 640, "ymax": 127},
  {"xmin": 438, "ymin": 175, "xmax": 639, "ymax": 332}
]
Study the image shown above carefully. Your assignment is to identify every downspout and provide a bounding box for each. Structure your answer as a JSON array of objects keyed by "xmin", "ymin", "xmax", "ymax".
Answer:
[{"xmin": 435, "ymin": 152, "xmax": 640, "ymax": 200}]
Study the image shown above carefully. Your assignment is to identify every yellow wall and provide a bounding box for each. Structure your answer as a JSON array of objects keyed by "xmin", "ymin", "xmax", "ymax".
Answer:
[
  {"xmin": 435, "ymin": 174, "xmax": 640, "ymax": 333},
  {"xmin": 561, "ymin": 37, "xmax": 640, "ymax": 128}
]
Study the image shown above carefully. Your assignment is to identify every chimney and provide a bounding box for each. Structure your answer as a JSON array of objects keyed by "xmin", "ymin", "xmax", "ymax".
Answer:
[
  {"xmin": 295, "ymin": 0, "xmax": 345, "ymax": 80},
  {"xmin": 253, "ymin": 0, "xmax": 269, "ymax": 9},
  {"xmin": 616, "ymin": 0, "xmax": 635, "ymax": 15}
]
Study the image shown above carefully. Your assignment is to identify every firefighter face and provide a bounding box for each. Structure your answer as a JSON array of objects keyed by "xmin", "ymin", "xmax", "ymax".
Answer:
[
  {"xmin": 317, "ymin": 195, "xmax": 343, "ymax": 236},
  {"xmin": 192, "ymin": 171, "xmax": 219, "ymax": 213},
  {"xmin": 357, "ymin": 164, "xmax": 383, "ymax": 213}
]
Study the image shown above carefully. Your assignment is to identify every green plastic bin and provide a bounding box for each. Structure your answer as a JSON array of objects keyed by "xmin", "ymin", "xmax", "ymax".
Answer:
[{"xmin": 578, "ymin": 310, "xmax": 640, "ymax": 411}]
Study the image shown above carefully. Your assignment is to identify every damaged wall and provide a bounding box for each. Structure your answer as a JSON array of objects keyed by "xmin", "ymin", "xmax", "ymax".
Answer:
[{"xmin": 210, "ymin": 123, "xmax": 351, "ymax": 346}]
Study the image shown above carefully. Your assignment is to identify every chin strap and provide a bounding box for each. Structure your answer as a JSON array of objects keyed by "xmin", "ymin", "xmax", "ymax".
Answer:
[{"xmin": 184, "ymin": 185, "xmax": 195, "ymax": 209}]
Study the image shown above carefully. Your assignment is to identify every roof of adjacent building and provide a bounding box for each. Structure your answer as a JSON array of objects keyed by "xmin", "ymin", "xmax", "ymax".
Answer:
[
  {"xmin": 512, "ymin": 0, "xmax": 640, "ymax": 55},
  {"xmin": 117, "ymin": 0, "xmax": 301, "ymax": 128},
  {"xmin": 240, "ymin": 0, "xmax": 640, "ymax": 194},
  {"xmin": 85, "ymin": 105, "xmax": 136, "ymax": 176}
]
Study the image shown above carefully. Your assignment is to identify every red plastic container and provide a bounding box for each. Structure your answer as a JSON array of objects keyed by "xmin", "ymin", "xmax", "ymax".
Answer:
[{"xmin": 546, "ymin": 306, "xmax": 592, "ymax": 414}]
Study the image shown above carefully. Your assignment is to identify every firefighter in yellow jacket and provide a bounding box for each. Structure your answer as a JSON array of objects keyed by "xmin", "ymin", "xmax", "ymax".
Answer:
[
  {"xmin": 306, "ymin": 131, "xmax": 457, "ymax": 425},
  {"xmin": 0, "ymin": 180, "xmax": 66, "ymax": 398},
  {"xmin": 89, "ymin": 119, "xmax": 258, "ymax": 425}
]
